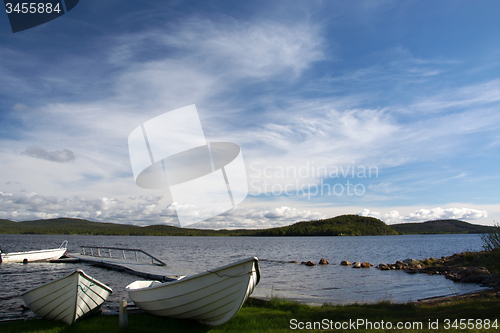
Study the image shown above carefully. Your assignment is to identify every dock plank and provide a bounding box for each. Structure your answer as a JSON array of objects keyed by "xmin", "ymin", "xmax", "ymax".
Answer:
[{"xmin": 67, "ymin": 253, "xmax": 186, "ymax": 281}]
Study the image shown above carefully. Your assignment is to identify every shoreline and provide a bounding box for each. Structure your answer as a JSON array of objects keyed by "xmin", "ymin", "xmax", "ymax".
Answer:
[
  {"xmin": 375, "ymin": 250, "xmax": 500, "ymax": 290},
  {"xmin": 2, "ymin": 247, "xmax": 498, "ymax": 331},
  {"xmin": 2, "ymin": 290, "xmax": 499, "ymax": 332}
]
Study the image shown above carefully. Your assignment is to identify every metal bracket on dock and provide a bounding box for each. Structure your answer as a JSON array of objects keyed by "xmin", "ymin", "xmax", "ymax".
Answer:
[{"xmin": 80, "ymin": 246, "xmax": 166, "ymax": 266}]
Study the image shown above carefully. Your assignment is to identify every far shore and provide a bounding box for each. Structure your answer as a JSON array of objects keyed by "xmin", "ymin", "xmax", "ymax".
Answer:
[{"xmin": 0, "ymin": 216, "xmax": 496, "ymax": 237}]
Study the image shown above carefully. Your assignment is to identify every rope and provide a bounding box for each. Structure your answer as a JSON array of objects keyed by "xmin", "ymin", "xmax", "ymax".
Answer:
[{"xmin": 77, "ymin": 277, "xmax": 95, "ymax": 296}]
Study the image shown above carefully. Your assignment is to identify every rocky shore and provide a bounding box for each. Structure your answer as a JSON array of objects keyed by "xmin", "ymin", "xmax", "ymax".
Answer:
[
  {"xmin": 375, "ymin": 251, "xmax": 500, "ymax": 289},
  {"xmin": 262, "ymin": 250, "xmax": 500, "ymax": 290}
]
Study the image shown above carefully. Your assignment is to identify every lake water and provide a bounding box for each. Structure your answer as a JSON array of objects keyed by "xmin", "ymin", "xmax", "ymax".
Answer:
[{"xmin": 0, "ymin": 233, "xmax": 487, "ymax": 321}]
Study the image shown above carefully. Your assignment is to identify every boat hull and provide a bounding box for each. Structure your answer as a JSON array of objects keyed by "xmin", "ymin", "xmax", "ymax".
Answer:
[
  {"xmin": 21, "ymin": 269, "xmax": 113, "ymax": 325},
  {"xmin": 126, "ymin": 257, "xmax": 260, "ymax": 326},
  {"xmin": 1, "ymin": 248, "xmax": 67, "ymax": 263},
  {"xmin": 1, "ymin": 241, "xmax": 68, "ymax": 263}
]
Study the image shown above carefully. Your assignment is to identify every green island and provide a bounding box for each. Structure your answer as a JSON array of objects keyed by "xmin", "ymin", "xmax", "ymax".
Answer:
[{"xmin": 0, "ymin": 215, "xmax": 496, "ymax": 236}]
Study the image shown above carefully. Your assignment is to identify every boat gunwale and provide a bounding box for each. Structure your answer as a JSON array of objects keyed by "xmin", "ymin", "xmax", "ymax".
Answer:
[
  {"xmin": 126, "ymin": 256, "xmax": 259, "ymax": 292},
  {"xmin": 21, "ymin": 269, "xmax": 113, "ymax": 297},
  {"xmin": 21, "ymin": 269, "xmax": 113, "ymax": 325}
]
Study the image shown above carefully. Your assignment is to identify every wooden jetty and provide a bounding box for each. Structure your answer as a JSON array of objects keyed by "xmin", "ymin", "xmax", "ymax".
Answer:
[{"xmin": 64, "ymin": 246, "xmax": 185, "ymax": 282}]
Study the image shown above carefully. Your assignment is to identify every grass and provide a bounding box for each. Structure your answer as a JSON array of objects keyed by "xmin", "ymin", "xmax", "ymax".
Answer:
[
  {"xmin": 414, "ymin": 248, "xmax": 500, "ymax": 275},
  {"xmin": 480, "ymin": 223, "xmax": 500, "ymax": 252},
  {"xmin": 446, "ymin": 250, "xmax": 500, "ymax": 274},
  {"xmin": 2, "ymin": 294, "xmax": 500, "ymax": 333}
]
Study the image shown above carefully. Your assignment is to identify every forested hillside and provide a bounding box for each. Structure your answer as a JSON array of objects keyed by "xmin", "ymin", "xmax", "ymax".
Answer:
[
  {"xmin": 0, "ymin": 216, "xmax": 493, "ymax": 236},
  {"xmin": 251, "ymin": 215, "xmax": 398, "ymax": 236},
  {"xmin": 391, "ymin": 219, "xmax": 495, "ymax": 234}
]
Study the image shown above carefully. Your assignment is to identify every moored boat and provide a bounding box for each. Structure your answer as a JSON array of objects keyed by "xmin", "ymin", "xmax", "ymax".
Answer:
[
  {"xmin": 0, "ymin": 240, "xmax": 68, "ymax": 263},
  {"xmin": 21, "ymin": 269, "xmax": 113, "ymax": 325},
  {"xmin": 126, "ymin": 256, "xmax": 260, "ymax": 326}
]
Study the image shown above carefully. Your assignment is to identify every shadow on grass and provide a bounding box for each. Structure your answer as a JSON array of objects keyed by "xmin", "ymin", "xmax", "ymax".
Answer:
[{"xmin": 0, "ymin": 313, "xmax": 211, "ymax": 333}]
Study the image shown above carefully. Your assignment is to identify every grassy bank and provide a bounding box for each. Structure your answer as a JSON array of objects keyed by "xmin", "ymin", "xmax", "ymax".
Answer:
[
  {"xmin": 2, "ymin": 294, "xmax": 500, "ymax": 333},
  {"xmin": 420, "ymin": 249, "xmax": 500, "ymax": 274},
  {"xmin": 376, "ymin": 249, "xmax": 500, "ymax": 289}
]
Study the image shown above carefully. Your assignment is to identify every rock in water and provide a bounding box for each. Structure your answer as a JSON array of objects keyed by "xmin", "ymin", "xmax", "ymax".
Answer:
[
  {"xmin": 403, "ymin": 258, "xmax": 420, "ymax": 266},
  {"xmin": 395, "ymin": 261, "xmax": 408, "ymax": 270},
  {"xmin": 319, "ymin": 258, "xmax": 329, "ymax": 265},
  {"xmin": 377, "ymin": 264, "xmax": 391, "ymax": 270}
]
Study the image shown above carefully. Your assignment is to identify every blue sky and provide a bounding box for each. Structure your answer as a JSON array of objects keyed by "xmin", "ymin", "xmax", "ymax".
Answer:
[{"xmin": 0, "ymin": 1, "xmax": 499, "ymax": 228}]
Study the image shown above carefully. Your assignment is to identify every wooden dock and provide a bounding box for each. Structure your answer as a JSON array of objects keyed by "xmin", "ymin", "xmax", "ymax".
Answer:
[
  {"xmin": 61, "ymin": 246, "xmax": 186, "ymax": 282},
  {"xmin": 66, "ymin": 253, "xmax": 185, "ymax": 281}
]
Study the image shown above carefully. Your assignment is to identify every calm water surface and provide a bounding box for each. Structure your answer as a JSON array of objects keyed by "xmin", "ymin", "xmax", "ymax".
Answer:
[{"xmin": 0, "ymin": 234, "xmax": 486, "ymax": 321}]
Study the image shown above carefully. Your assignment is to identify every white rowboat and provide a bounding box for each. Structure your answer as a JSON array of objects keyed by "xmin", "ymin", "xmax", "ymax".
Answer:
[
  {"xmin": 0, "ymin": 240, "xmax": 68, "ymax": 263},
  {"xmin": 126, "ymin": 256, "xmax": 260, "ymax": 326},
  {"xmin": 21, "ymin": 269, "xmax": 113, "ymax": 325}
]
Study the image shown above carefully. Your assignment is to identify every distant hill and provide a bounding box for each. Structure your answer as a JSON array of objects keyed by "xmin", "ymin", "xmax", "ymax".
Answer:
[
  {"xmin": 251, "ymin": 215, "xmax": 398, "ymax": 236},
  {"xmin": 0, "ymin": 219, "xmax": 16, "ymax": 226},
  {"xmin": 391, "ymin": 219, "xmax": 495, "ymax": 234},
  {"xmin": 0, "ymin": 216, "xmax": 494, "ymax": 236},
  {"xmin": 0, "ymin": 215, "xmax": 396, "ymax": 236},
  {"xmin": 0, "ymin": 217, "xmax": 133, "ymax": 235},
  {"xmin": 0, "ymin": 217, "xmax": 243, "ymax": 236}
]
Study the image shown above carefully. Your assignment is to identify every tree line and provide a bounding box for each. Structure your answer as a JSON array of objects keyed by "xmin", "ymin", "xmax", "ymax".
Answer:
[{"xmin": 0, "ymin": 216, "xmax": 495, "ymax": 237}]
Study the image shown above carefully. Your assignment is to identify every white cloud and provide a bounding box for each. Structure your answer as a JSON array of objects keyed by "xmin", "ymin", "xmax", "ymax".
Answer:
[
  {"xmin": 234, "ymin": 78, "xmax": 500, "ymax": 196},
  {"xmin": 0, "ymin": 190, "xmax": 326, "ymax": 229},
  {"xmin": 358, "ymin": 207, "xmax": 488, "ymax": 224},
  {"xmin": 107, "ymin": 17, "xmax": 323, "ymax": 85},
  {"xmin": 160, "ymin": 18, "xmax": 322, "ymax": 79},
  {"xmin": 0, "ymin": 191, "xmax": 172, "ymax": 225},
  {"xmin": 1, "ymin": 10, "xmax": 500, "ymax": 229},
  {"xmin": 192, "ymin": 205, "xmax": 327, "ymax": 230},
  {"xmin": 0, "ymin": 18, "xmax": 328, "ymax": 227},
  {"xmin": 240, "ymin": 106, "xmax": 399, "ymax": 193}
]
